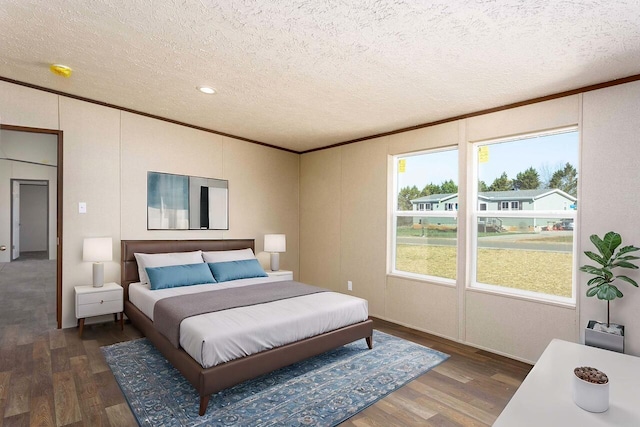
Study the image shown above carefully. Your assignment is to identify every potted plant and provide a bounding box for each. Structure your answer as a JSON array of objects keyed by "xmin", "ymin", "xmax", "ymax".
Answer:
[
  {"xmin": 579, "ymin": 231, "xmax": 640, "ymax": 352},
  {"xmin": 572, "ymin": 366, "xmax": 609, "ymax": 412}
]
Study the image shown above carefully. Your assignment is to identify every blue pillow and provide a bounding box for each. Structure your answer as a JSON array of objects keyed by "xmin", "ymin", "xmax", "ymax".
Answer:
[
  {"xmin": 146, "ymin": 263, "xmax": 216, "ymax": 290},
  {"xmin": 208, "ymin": 259, "xmax": 268, "ymax": 282}
]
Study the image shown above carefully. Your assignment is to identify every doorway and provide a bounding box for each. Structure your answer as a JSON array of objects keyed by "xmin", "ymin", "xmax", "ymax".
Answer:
[
  {"xmin": 0, "ymin": 125, "xmax": 63, "ymax": 328},
  {"xmin": 11, "ymin": 179, "xmax": 50, "ymax": 260}
]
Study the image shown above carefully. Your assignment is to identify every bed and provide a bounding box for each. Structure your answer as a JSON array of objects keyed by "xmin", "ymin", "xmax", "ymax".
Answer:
[{"xmin": 121, "ymin": 239, "xmax": 373, "ymax": 416}]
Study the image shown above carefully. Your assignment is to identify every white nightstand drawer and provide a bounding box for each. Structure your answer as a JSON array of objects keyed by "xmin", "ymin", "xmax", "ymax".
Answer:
[
  {"xmin": 77, "ymin": 299, "xmax": 123, "ymax": 318},
  {"xmin": 74, "ymin": 282, "xmax": 124, "ymax": 338},
  {"xmin": 267, "ymin": 270, "xmax": 293, "ymax": 281},
  {"xmin": 77, "ymin": 289, "xmax": 121, "ymax": 305},
  {"xmin": 75, "ymin": 283, "xmax": 123, "ymax": 319}
]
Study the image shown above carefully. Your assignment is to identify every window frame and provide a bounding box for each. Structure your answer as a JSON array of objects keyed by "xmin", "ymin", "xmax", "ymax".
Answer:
[
  {"xmin": 391, "ymin": 147, "xmax": 458, "ymax": 285},
  {"xmin": 470, "ymin": 127, "xmax": 578, "ymax": 305}
]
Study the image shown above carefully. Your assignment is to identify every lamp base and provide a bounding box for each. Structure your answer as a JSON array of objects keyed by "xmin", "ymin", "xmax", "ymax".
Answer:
[
  {"xmin": 93, "ymin": 262, "xmax": 104, "ymax": 287},
  {"xmin": 270, "ymin": 253, "xmax": 280, "ymax": 272}
]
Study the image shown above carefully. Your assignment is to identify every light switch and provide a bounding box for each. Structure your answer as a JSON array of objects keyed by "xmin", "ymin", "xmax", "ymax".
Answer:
[{"xmin": 78, "ymin": 202, "xmax": 87, "ymax": 214}]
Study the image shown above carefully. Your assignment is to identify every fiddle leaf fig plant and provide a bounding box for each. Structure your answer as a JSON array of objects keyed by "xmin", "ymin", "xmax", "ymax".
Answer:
[{"xmin": 579, "ymin": 231, "xmax": 640, "ymax": 327}]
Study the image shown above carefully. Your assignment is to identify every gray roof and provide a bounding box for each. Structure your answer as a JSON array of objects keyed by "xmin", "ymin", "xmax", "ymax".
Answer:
[
  {"xmin": 479, "ymin": 189, "xmax": 576, "ymax": 202},
  {"xmin": 410, "ymin": 193, "xmax": 457, "ymax": 203},
  {"xmin": 411, "ymin": 188, "xmax": 576, "ymax": 204}
]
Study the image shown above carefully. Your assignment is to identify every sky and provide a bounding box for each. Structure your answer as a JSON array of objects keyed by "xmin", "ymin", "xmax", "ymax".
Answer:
[{"xmin": 397, "ymin": 130, "xmax": 579, "ymax": 190}]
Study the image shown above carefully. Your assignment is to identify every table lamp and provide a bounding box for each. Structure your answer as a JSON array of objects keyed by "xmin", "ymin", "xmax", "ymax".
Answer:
[
  {"xmin": 83, "ymin": 237, "xmax": 112, "ymax": 287},
  {"xmin": 264, "ymin": 234, "xmax": 286, "ymax": 271}
]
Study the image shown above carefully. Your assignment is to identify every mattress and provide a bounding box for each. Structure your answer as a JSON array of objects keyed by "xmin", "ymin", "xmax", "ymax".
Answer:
[{"xmin": 129, "ymin": 279, "xmax": 369, "ymax": 368}]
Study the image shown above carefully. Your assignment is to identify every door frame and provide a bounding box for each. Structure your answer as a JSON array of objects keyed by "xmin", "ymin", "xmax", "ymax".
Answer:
[
  {"xmin": 1, "ymin": 124, "xmax": 63, "ymax": 329},
  {"xmin": 11, "ymin": 179, "xmax": 20, "ymax": 260},
  {"xmin": 11, "ymin": 179, "xmax": 50, "ymax": 259}
]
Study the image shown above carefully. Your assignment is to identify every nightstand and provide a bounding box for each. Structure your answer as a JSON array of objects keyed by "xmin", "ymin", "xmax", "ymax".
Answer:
[
  {"xmin": 266, "ymin": 270, "xmax": 293, "ymax": 281},
  {"xmin": 75, "ymin": 282, "xmax": 123, "ymax": 338}
]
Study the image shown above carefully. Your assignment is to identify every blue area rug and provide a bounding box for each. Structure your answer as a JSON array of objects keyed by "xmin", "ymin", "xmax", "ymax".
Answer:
[{"xmin": 101, "ymin": 330, "xmax": 449, "ymax": 426}]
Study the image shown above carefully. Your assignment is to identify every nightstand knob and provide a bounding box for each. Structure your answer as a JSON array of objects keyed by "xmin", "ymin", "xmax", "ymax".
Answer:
[{"xmin": 100, "ymin": 300, "xmax": 104, "ymax": 304}]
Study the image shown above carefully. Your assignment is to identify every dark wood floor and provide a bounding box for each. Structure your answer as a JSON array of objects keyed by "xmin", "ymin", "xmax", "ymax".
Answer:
[
  {"xmin": 0, "ymin": 314, "xmax": 531, "ymax": 426},
  {"xmin": 347, "ymin": 319, "xmax": 531, "ymax": 426}
]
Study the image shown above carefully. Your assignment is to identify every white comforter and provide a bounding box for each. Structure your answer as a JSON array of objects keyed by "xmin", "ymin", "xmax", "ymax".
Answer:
[{"xmin": 129, "ymin": 278, "xmax": 369, "ymax": 368}]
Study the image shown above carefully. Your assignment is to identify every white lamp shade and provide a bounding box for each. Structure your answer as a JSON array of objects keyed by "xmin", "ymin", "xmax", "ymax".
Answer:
[
  {"xmin": 264, "ymin": 234, "xmax": 286, "ymax": 253},
  {"xmin": 83, "ymin": 237, "xmax": 113, "ymax": 262}
]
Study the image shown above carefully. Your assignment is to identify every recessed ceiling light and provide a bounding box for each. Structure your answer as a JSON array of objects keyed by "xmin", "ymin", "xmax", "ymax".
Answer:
[
  {"xmin": 197, "ymin": 86, "xmax": 216, "ymax": 94},
  {"xmin": 50, "ymin": 64, "xmax": 72, "ymax": 78}
]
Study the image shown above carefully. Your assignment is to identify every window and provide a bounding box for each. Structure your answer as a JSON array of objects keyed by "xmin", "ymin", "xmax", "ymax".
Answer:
[
  {"xmin": 416, "ymin": 203, "xmax": 434, "ymax": 211},
  {"xmin": 472, "ymin": 128, "xmax": 579, "ymax": 302},
  {"xmin": 499, "ymin": 201, "xmax": 520, "ymax": 210},
  {"xmin": 393, "ymin": 148, "xmax": 458, "ymax": 282}
]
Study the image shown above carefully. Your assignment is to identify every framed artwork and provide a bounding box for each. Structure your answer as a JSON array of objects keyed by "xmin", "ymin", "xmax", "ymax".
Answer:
[{"xmin": 147, "ymin": 171, "xmax": 228, "ymax": 230}]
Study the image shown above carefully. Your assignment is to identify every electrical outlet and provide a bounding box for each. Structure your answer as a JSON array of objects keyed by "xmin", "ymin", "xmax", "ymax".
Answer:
[
  {"xmin": 78, "ymin": 202, "xmax": 87, "ymax": 214},
  {"xmin": 347, "ymin": 280, "xmax": 353, "ymax": 291}
]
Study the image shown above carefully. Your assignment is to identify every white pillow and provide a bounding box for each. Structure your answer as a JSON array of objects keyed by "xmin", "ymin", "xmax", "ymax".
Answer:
[
  {"xmin": 202, "ymin": 248, "xmax": 256, "ymax": 263},
  {"xmin": 134, "ymin": 250, "xmax": 204, "ymax": 284}
]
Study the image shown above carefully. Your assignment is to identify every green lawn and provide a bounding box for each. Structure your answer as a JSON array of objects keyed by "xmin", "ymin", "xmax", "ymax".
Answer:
[{"xmin": 396, "ymin": 244, "xmax": 573, "ymax": 298}]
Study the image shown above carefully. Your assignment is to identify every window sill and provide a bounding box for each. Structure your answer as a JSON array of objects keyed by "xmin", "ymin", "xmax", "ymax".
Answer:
[
  {"xmin": 387, "ymin": 272, "xmax": 456, "ymax": 288},
  {"xmin": 467, "ymin": 283, "xmax": 576, "ymax": 309}
]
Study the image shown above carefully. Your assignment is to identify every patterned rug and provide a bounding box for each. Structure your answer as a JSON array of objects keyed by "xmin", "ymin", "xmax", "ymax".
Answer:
[{"xmin": 101, "ymin": 330, "xmax": 449, "ymax": 426}]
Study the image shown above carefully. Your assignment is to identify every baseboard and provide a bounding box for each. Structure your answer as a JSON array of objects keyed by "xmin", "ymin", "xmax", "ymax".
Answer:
[{"xmin": 371, "ymin": 315, "xmax": 535, "ymax": 365}]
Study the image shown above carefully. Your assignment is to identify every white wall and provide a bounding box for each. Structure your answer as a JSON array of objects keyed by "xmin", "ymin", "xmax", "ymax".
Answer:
[
  {"xmin": 1, "ymin": 130, "xmax": 58, "ymax": 165},
  {"xmin": 19, "ymin": 183, "xmax": 48, "ymax": 252},
  {"xmin": 300, "ymin": 88, "xmax": 640, "ymax": 363},
  {"xmin": 0, "ymin": 80, "xmax": 300, "ymax": 329},
  {"xmin": 581, "ymin": 81, "xmax": 640, "ymax": 356},
  {"xmin": 386, "ymin": 122, "xmax": 462, "ymax": 342},
  {"xmin": 463, "ymin": 96, "xmax": 580, "ymax": 361},
  {"xmin": 59, "ymin": 96, "xmax": 122, "ymax": 327},
  {"xmin": 3, "ymin": 76, "xmax": 640, "ymax": 360},
  {"xmin": 222, "ymin": 137, "xmax": 300, "ymax": 269}
]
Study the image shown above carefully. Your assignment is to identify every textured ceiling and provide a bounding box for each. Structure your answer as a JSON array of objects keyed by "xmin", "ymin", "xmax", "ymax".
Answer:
[{"xmin": 1, "ymin": 1, "xmax": 640, "ymax": 152}]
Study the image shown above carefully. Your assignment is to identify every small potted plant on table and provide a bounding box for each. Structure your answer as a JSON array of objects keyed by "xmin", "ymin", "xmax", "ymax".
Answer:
[{"xmin": 579, "ymin": 231, "xmax": 640, "ymax": 353}]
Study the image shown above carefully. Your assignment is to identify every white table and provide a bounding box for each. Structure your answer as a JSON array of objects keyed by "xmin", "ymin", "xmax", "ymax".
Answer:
[{"xmin": 494, "ymin": 339, "xmax": 640, "ymax": 426}]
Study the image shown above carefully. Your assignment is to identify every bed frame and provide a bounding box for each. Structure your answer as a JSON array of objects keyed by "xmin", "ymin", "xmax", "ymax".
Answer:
[{"xmin": 121, "ymin": 239, "xmax": 373, "ymax": 416}]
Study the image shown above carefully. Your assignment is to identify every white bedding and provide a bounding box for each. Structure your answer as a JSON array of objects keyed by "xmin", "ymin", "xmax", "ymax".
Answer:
[{"xmin": 129, "ymin": 278, "xmax": 369, "ymax": 368}]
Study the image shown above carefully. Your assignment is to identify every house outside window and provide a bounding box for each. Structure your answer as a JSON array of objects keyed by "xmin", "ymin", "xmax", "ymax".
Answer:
[
  {"xmin": 472, "ymin": 128, "xmax": 579, "ymax": 303},
  {"xmin": 499, "ymin": 201, "xmax": 520, "ymax": 210},
  {"xmin": 416, "ymin": 203, "xmax": 434, "ymax": 211},
  {"xmin": 393, "ymin": 148, "xmax": 458, "ymax": 282}
]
